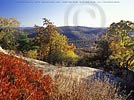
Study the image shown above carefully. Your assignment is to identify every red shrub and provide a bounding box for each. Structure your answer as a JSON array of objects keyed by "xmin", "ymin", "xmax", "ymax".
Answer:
[{"xmin": 0, "ymin": 52, "xmax": 54, "ymax": 100}]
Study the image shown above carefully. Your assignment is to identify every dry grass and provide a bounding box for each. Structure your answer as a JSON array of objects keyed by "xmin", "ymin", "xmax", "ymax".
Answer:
[{"xmin": 51, "ymin": 72, "xmax": 126, "ymax": 100}]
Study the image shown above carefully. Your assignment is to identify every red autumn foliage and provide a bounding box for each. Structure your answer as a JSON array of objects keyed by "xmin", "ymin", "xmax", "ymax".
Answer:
[{"xmin": 0, "ymin": 52, "xmax": 55, "ymax": 100}]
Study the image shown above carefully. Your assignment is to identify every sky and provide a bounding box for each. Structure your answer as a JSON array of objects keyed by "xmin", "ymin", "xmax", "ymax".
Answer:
[{"xmin": 0, "ymin": 0, "xmax": 134, "ymax": 27}]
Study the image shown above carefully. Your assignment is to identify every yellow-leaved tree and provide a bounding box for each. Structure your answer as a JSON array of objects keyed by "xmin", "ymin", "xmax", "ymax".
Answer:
[
  {"xmin": 107, "ymin": 20, "xmax": 134, "ymax": 70},
  {"xmin": 33, "ymin": 18, "xmax": 78, "ymax": 66},
  {"xmin": 0, "ymin": 17, "xmax": 20, "ymax": 50}
]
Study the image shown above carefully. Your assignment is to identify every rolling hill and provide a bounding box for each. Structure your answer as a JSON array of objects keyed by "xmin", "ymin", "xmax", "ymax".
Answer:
[
  {"xmin": 57, "ymin": 26, "xmax": 107, "ymax": 40},
  {"xmin": 19, "ymin": 26, "xmax": 107, "ymax": 48}
]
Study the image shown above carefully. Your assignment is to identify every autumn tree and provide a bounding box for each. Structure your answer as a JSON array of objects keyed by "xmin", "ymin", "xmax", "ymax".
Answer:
[
  {"xmin": 106, "ymin": 20, "xmax": 134, "ymax": 69},
  {"xmin": 0, "ymin": 17, "xmax": 19, "ymax": 50},
  {"xmin": 34, "ymin": 18, "xmax": 77, "ymax": 65}
]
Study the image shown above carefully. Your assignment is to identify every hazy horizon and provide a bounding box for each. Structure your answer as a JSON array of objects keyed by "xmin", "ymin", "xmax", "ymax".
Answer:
[{"xmin": 18, "ymin": 25, "xmax": 108, "ymax": 28}]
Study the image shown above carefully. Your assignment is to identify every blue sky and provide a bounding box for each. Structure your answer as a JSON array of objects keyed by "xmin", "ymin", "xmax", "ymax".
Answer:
[{"xmin": 0, "ymin": 0, "xmax": 134, "ymax": 27}]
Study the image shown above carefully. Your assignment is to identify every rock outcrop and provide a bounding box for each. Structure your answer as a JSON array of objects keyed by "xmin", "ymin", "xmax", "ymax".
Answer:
[{"xmin": 0, "ymin": 46, "xmax": 7, "ymax": 54}]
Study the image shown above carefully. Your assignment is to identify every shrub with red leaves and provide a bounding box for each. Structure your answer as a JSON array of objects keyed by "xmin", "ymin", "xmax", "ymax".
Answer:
[{"xmin": 0, "ymin": 52, "xmax": 55, "ymax": 100}]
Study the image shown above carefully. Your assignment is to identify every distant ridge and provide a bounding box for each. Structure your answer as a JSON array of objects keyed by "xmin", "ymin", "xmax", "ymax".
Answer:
[
  {"xmin": 19, "ymin": 26, "xmax": 107, "ymax": 40},
  {"xmin": 57, "ymin": 26, "xmax": 107, "ymax": 40}
]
